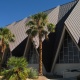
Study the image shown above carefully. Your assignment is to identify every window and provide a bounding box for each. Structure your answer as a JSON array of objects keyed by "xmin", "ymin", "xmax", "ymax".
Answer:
[
  {"xmin": 27, "ymin": 44, "xmax": 39, "ymax": 64},
  {"xmin": 57, "ymin": 32, "xmax": 80, "ymax": 64},
  {"xmin": 64, "ymin": 40, "xmax": 67, "ymax": 47},
  {"xmin": 74, "ymin": 56, "xmax": 79, "ymax": 63},
  {"xmin": 64, "ymin": 48, "xmax": 68, "ymax": 55},
  {"xmin": 69, "ymin": 52, "xmax": 73, "ymax": 59},
  {"xmin": 73, "ymin": 47, "xmax": 78, "ymax": 55},
  {"xmin": 64, "ymin": 56, "xmax": 68, "ymax": 63},
  {"xmin": 68, "ymin": 44, "xmax": 73, "ymax": 51},
  {"xmin": 69, "ymin": 60, "xmax": 73, "ymax": 63}
]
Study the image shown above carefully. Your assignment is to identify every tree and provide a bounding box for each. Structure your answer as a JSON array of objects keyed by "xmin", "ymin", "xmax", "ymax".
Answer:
[
  {"xmin": 2, "ymin": 57, "xmax": 38, "ymax": 80},
  {"xmin": 2, "ymin": 57, "xmax": 28, "ymax": 80},
  {"xmin": 0, "ymin": 28, "xmax": 15, "ymax": 70},
  {"xmin": 26, "ymin": 12, "xmax": 55, "ymax": 75}
]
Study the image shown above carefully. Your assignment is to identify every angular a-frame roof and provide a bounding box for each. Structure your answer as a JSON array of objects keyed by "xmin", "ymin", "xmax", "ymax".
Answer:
[
  {"xmin": 7, "ymin": 0, "xmax": 80, "ymax": 72},
  {"xmin": 65, "ymin": 0, "xmax": 80, "ymax": 47},
  {"xmin": 7, "ymin": 18, "xmax": 29, "ymax": 51},
  {"xmin": 7, "ymin": 0, "xmax": 77, "ymax": 52},
  {"xmin": 51, "ymin": 0, "xmax": 80, "ymax": 72}
]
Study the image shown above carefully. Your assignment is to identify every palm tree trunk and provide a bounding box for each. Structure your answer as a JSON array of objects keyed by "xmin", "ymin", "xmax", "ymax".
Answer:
[
  {"xmin": 39, "ymin": 34, "xmax": 43, "ymax": 76},
  {"xmin": 0, "ymin": 51, "xmax": 2, "ymax": 72},
  {"xmin": 0, "ymin": 38, "xmax": 6, "ymax": 70},
  {"xmin": 0, "ymin": 39, "xmax": 3, "ymax": 72}
]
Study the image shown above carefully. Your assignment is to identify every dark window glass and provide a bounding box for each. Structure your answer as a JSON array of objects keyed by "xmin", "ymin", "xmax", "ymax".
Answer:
[
  {"xmin": 69, "ymin": 52, "xmax": 73, "ymax": 56},
  {"xmin": 74, "ymin": 56, "xmax": 79, "ymax": 63},
  {"xmin": 60, "ymin": 53, "xmax": 63, "ymax": 60},
  {"xmin": 73, "ymin": 47, "xmax": 78, "ymax": 55},
  {"xmin": 56, "ymin": 57, "xmax": 59, "ymax": 63},
  {"xmin": 69, "ymin": 46, "xmax": 73, "ymax": 51},
  {"xmin": 69, "ymin": 60, "xmax": 73, "ymax": 63},
  {"xmin": 60, "ymin": 52, "xmax": 63, "ymax": 56},
  {"xmin": 73, "ymin": 42, "xmax": 76, "ymax": 47},
  {"xmin": 64, "ymin": 56, "xmax": 68, "ymax": 63},
  {"xmin": 58, "ymin": 32, "xmax": 80, "ymax": 64},
  {"xmin": 60, "ymin": 45, "xmax": 63, "ymax": 52},
  {"xmin": 27, "ymin": 44, "xmax": 38, "ymax": 64},
  {"xmin": 68, "ymin": 43, "xmax": 72, "ymax": 48},
  {"xmin": 68, "ymin": 36, "xmax": 72, "ymax": 44},
  {"xmin": 64, "ymin": 40, "xmax": 68, "ymax": 47},
  {"xmin": 69, "ymin": 55, "xmax": 73, "ymax": 59},
  {"xmin": 64, "ymin": 48, "xmax": 68, "ymax": 55},
  {"xmin": 64, "ymin": 33, "xmax": 67, "ymax": 39}
]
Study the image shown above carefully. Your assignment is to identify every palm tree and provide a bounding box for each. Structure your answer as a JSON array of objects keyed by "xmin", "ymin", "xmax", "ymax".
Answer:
[
  {"xmin": 26, "ymin": 12, "xmax": 55, "ymax": 75},
  {"xmin": 0, "ymin": 27, "xmax": 15, "ymax": 70}
]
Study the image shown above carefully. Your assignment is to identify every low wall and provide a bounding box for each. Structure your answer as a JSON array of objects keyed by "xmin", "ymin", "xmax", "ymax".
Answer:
[
  {"xmin": 63, "ymin": 72, "xmax": 80, "ymax": 78},
  {"xmin": 53, "ymin": 63, "xmax": 80, "ymax": 77}
]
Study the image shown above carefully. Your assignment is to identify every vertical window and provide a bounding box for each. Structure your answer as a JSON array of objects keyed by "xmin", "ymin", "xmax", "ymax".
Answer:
[
  {"xmin": 57, "ymin": 31, "xmax": 80, "ymax": 64},
  {"xmin": 27, "ymin": 44, "xmax": 39, "ymax": 64}
]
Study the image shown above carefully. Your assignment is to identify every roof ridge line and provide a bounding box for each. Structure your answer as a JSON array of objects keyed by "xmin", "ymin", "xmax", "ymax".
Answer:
[
  {"xmin": 60, "ymin": 0, "xmax": 77, "ymax": 7},
  {"xmin": 43, "ymin": 0, "xmax": 77, "ymax": 13}
]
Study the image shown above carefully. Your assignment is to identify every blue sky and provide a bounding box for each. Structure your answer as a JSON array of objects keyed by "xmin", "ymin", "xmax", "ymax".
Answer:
[{"xmin": 0, "ymin": 0, "xmax": 74, "ymax": 27}]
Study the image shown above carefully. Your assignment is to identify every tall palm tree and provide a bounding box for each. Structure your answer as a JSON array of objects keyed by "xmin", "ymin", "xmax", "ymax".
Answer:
[
  {"xmin": 0, "ymin": 28, "xmax": 15, "ymax": 69},
  {"xmin": 26, "ymin": 12, "xmax": 55, "ymax": 75}
]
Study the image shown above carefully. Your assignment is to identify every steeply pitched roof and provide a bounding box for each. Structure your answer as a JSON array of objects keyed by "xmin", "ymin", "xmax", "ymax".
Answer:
[
  {"xmin": 58, "ymin": 0, "xmax": 77, "ymax": 22},
  {"xmin": 7, "ymin": 0, "xmax": 79, "ymax": 72},
  {"xmin": 41, "ymin": 0, "xmax": 78, "ymax": 72},
  {"xmin": 7, "ymin": 0, "xmax": 78, "ymax": 51},
  {"xmin": 51, "ymin": 0, "xmax": 80, "ymax": 72},
  {"xmin": 48, "ymin": 6, "xmax": 60, "ymax": 25},
  {"xmin": 65, "ymin": 0, "xmax": 80, "ymax": 47},
  {"xmin": 7, "ymin": 18, "xmax": 30, "ymax": 51}
]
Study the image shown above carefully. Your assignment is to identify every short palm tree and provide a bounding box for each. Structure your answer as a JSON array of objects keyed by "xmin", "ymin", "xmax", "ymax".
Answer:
[
  {"xmin": 2, "ymin": 57, "xmax": 29, "ymax": 80},
  {"xmin": 0, "ymin": 28, "xmax": 15, "ymax": 70},
  {"xmin": 26, "ymin": 12, "xmax": 55, "ymax": 75}
]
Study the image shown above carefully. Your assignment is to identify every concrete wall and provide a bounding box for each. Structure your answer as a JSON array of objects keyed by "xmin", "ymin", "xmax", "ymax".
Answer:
[
  {"xmin": 63, "ymin": 72, "xmax": 80, "ymax": 78},
  {"xmin": 28, "ymin": 64, "xmax": 46, "ymax": 74},
  {"xmin": 53, "ymin": 63, "xmax": 80, "ymax": 76}
]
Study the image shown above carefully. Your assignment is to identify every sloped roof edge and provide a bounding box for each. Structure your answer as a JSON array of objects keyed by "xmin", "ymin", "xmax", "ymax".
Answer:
[{"xmin": 65, "ymin": 0, "xmax": 80, "ymax": 46}]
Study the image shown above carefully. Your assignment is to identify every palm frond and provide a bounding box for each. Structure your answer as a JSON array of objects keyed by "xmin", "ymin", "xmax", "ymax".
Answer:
[
  {"xmin": 38, "ymin": 26, "xmax": 43, "ymax": 30},
  {"xmin": 30, "ymin": 26, "xmax": 37, "ymax": 29},
  {"xmin": 26, "ymin": 12, "xmax": 55, "ymax": 39},
  {"xmin": 26, "ymin": 21, "xmax": 35, "ymax": 26},
  {"xmin": 0, "ymin": 35, "xmax": 2, "ymax": 40},
  {"xmin": 26, "ymin": 29, "xmax": 32, "ymax": 35},
  {"xmin": 31, "ymin": 29, "xmax": 38, "ymax": 37},
  {"xmin": 47, "ymin": 23, "xmax": 55, "ymax": 32},
  {"xmin": 41, "ymin": 12, "xmax": 47, "ymax": 21},
  {"xmin": 4, "ymin": 39, "xmax": 9, "ymax": 47},
  {"xmin": 41, "ymin": 30, "xmax": 48, "ymax": 34},
  {"xmin": 0, "ymin": 27, "xmax": 15, "ymax": 46},
  {"xmin": 40, "ymin": 30, "xmax": 48, "ymax": 37}
]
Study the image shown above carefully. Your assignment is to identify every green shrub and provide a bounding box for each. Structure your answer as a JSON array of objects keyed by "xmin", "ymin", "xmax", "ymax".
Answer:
[
  {"xmin": 28, "ymin": 68, "xmax": 38, "ymax": 79},
  {"xmin": 1, "ymin": 57, "xmax": 29, "ymax": 80},
  {"xmin": 1, "ymin": 57, "xmax": 39, "ymax": 80}
]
